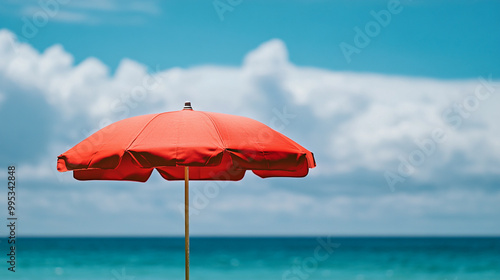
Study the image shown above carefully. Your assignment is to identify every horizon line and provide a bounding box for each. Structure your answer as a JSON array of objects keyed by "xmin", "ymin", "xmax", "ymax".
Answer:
[{"xmin": 7, "ymin": 234, "xmax": 500, "ymax": 238}]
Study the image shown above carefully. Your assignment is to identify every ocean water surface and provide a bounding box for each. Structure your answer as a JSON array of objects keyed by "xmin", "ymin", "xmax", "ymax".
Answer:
[{"xmin": 1, "ymin": 237, "xmax": 499, "ymax": 280}]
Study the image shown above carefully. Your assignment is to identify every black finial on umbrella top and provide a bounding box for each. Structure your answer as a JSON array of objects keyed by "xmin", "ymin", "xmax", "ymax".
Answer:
[{"xmin": 183, "ymin": 101, "xmax": 193, "ymax": 110}]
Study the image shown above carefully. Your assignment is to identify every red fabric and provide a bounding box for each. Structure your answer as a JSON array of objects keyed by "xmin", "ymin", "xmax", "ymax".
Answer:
[{"xmin": 58, "ymin": 109, "xmax": 316, "ymax": 182}]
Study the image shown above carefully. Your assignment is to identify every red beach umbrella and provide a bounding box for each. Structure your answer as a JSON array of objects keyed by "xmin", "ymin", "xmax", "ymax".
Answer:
[{"xmin": 57, "ymin": 101, "xmax": 316, "ymax": 279}]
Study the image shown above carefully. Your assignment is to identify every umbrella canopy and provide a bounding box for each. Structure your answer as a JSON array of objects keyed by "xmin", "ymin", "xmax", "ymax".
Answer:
[
  {"xmin": 57, "ymin": 101, "xmax": 315, "ymax": 280},
  {"xmin": 57, "ymin": 102, "xmax": 316, "ymax": 180}
]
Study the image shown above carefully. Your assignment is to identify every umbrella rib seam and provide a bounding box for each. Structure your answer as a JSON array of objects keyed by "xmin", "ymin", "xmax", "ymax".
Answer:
[
  {"xmin": 200, "ymin": 112, "xmax": 226, "ymax": 148},
  {"xmin": 200, "ymin": 112, "xmax": 227, "ymax": 166},
  {"xmin": 86, "ymin": 129, "xmax": 113, "ymax": 169},
  {"xmin": 124, "ymin": 113, "xmax": 163, "ymax": 153}
]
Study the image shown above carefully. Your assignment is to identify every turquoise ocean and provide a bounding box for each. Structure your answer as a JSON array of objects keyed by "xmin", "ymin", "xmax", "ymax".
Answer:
[{"xmin": 1, "ymin": 237, "xmax": 499, "ymax": 280}]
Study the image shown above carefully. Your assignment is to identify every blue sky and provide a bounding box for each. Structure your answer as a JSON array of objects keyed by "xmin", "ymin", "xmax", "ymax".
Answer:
[
  {"xmin": 1, "ymin": 0, "xmax": 499, "ymax": 78},
  {"xmin": 0, "ymin": 0, "xmax": 499, "ymax": 236}
]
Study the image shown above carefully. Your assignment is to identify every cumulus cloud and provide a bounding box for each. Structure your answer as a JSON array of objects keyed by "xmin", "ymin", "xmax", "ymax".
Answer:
[
  {"xmin": 1, "ymin": 28, "xmax": 499, "ymax": 235},
  {"xmin": 0, "ymin": 27, "xmax": 500, "ymax": 183},
  {"xmin": 13, "ymin": 184, "xmax": 498, "ymax": 236},
  {"xmin": 199, "ymin": 188, "xmax": 500, "ymax": 235},
  {"xmin": 2, "ymin": 27, "xmax": 500, "ymax": 183}
]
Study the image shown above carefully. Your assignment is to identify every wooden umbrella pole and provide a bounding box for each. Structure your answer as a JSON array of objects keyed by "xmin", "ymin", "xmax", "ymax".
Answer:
[{"xmin": 184, "ymin": 166, "xmax": 190, "ymax": 280}]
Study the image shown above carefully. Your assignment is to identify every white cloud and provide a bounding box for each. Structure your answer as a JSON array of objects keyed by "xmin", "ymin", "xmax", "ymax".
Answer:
[
  {"xmin": 1, "ymin": 0, "xmax": 161, "ymax": 25},
  {"xmin": 19, "ymin": 161, "xmax": 57, "ymax": 180},
  {"xmin": 49, "ymin": 10, "xmax": 93, "ymax": 24},
  {"xmin": 11, "ymin": 184, "xmax": 499, "ymax": 236},
  {"xmin": 67, "ymin": 0, "xmax": 161, "ymax": 14},
  {"xmin": 2, "ymin": 28, "xmax": 500, "ymax": 183},
  {"xmin": 1, "ymin": 28, "xmax": 500, "ymax": 235}
]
